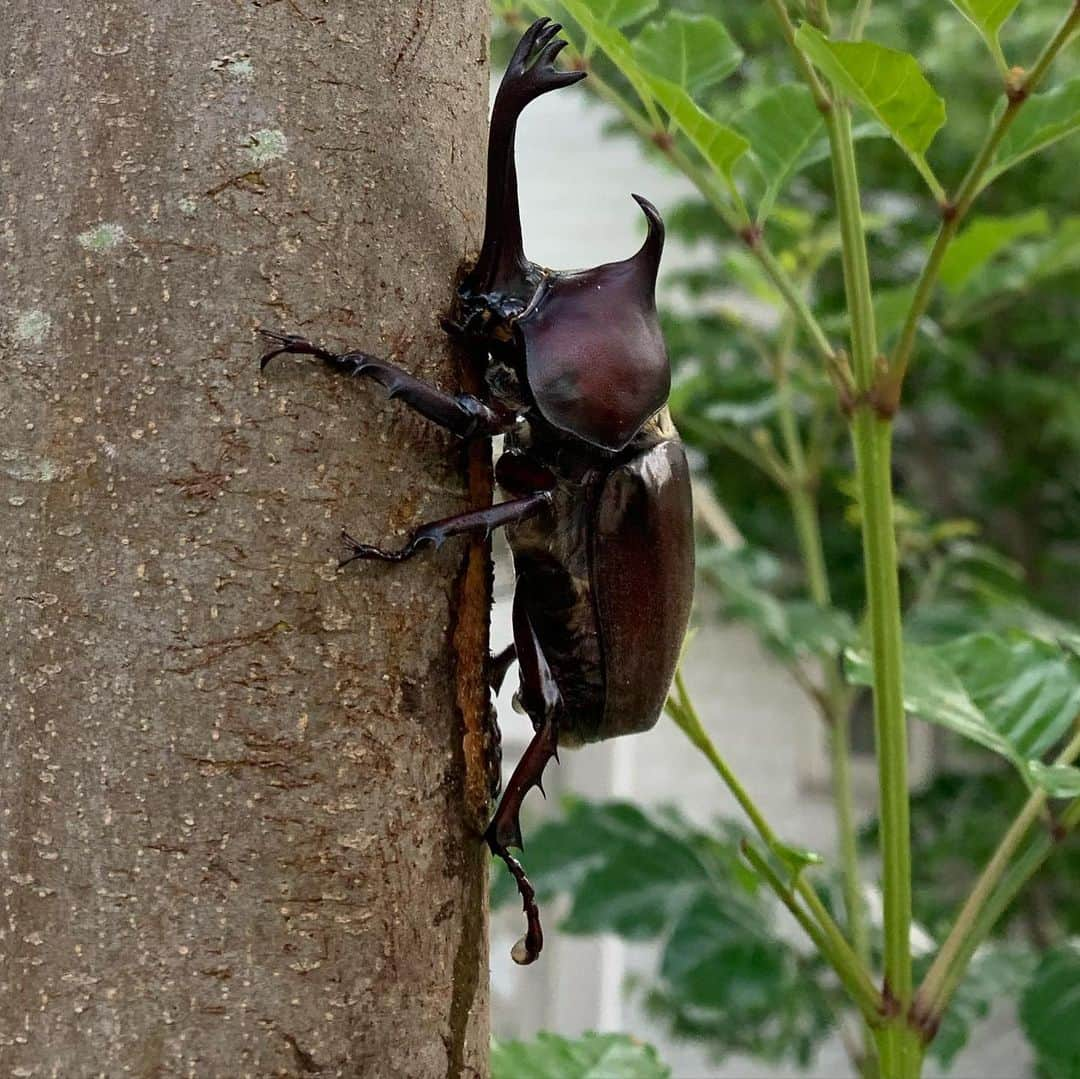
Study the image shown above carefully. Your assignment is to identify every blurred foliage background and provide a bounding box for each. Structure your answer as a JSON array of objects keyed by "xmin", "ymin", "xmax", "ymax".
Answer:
[{"xmin": 489, "ymin": 0, "xmax": 1079, "ymax": 1074}]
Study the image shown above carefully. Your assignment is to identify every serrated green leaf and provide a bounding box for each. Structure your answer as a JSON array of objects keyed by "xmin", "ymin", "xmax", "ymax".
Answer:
[
  {"xmin": 491, "ymin": 1032, "xmax": 672, "ymax": 1079},
  {"xmin": 845, "ymin": 642, "xmax": 1015, "ymax": 761},
  {"xmin": 938, "ymin": 632, "xmax": 1080, "ymax": 762},
  {"xmin": 645, "ymin": 74, "xmax": 749, "ymax": 177},
  {"xmin": 846, "ymin": 631, "xmax": 1080, "ymax": 781},
  {"xmin": 733, "ymin": 85, "xmax": 825, "ymax": 224},
  {"xmin": 794, "ymin": 26, "xmax": 945, "ymax": 191},
  {"xmin": 940, "ymin": 210, "xmax": 1049, "ymax": 291},
  {"xmin": 631, "ymin": 13, "xmax": 742, "ymax": 94},
  {"xmin": 1026, "ymin": 761, "xmax": 1080, "ymax": 798},
  {"xmin": 986, "ymin": 77, "xmax": 1080, "ymax": 185},
  {"xmin": 659, "ymin": 892, "xmax": 790, "ymax": 1011},
  {"xmin": 1020, "ymin": 942, "xmax": 1080, "ymax": 1075}
]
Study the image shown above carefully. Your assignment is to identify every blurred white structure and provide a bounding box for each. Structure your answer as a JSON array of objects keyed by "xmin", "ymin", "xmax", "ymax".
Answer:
[{"xmin": 488, "ymin": 76, "xmax": 1031, "ymax": 1079}]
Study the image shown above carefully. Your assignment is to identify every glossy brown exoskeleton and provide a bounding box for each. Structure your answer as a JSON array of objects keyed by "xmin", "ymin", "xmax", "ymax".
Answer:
[{"xmin": 259, "ymin": 17, "xmax": 694, "ymax": 965}]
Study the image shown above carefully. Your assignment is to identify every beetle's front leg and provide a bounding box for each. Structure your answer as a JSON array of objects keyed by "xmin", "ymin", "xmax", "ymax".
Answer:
[{"xmin": 258, "ymin": 330, "xmax": 518, "ymax": 438}]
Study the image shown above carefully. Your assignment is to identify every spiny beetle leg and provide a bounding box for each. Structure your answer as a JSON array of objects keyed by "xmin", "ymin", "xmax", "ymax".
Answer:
[
  {"xmin": 484, "ymin": 717, "xmax": 559, "ymax": 965},
  {"xmin": 485, "ymin": 598, "xmax": 563, "ymax": 964},
  {"xmin": 338, "ymin": 491, "xmax": 552, "ymax": 569}
]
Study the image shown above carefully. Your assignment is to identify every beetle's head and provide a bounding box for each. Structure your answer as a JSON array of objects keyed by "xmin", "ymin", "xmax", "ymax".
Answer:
[{"xmin": 453, "ymin": 271, "xmax": 544, "ymax": 351}]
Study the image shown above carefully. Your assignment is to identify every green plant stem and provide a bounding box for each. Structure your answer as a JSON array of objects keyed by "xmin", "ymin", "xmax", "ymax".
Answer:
[
  {"xmin": 888, "ymin": 1, "xmax": 1080, "ymax": 392},
  {"xmin": 741, "ymin": 841, "xmax": 881, "ymax": 1022},
  {"xmin": 826, "ymin": 107, "xmax": 878, "ymax": 387},
  {"xmin": 824, "ymin": 98, "xmax": 917, "ymax": 1077},
  {"xmin": 666, "ymin": 672, "xmax": 881, "ymax": 1018},
  {"xmin": 916, "ymin": 728, "xmax": 1080, "ymax": 1025},
  {"xmin": 852, "ymin": 414, "xmax": 919, "ymax": 1079}
]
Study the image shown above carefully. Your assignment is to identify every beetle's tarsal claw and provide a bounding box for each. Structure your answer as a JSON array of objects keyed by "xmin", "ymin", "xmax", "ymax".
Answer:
[
  {"xmin": 486, "ymin": 831, "xmax": 543, "ymax": 964},
  {"xmin": 338, "ymin": 528, "xmax": 431, "ymax": 567},
  {"xmin": 256, "ymin": 328, "xmax": 338, "ymax": 370}
]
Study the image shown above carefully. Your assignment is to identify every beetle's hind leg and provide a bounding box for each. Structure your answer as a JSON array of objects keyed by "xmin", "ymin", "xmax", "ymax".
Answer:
[
  {"xmin": 338, "ymin": 491, "xmax": 551, "ymax": 567},
  {"xmin": 485, "ymin": 596, "xmax": 562, "ymax": 965},
  {"xmin": 257, "ymin": 329, "xmax": 518, "ymax": 438}
]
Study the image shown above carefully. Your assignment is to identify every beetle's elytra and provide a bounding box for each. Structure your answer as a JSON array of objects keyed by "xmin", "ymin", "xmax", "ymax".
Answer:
[{"xmin": 259, "ymin": 17, "xmax": 694, "ymax": 965}]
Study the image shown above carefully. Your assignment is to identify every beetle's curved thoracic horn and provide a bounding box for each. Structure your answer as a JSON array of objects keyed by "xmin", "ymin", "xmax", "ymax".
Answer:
[{"xmin": 628, "ymin": 193, "xmax": 665, "ymax": 292}]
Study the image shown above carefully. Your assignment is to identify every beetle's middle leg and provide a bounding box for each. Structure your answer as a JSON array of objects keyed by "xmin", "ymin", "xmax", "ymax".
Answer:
[
  {"xmin": 258, "ymin": 330, "xmax": 519, "ymax": 438},
  {"xmin": 339, "ymin": 490, "xmax": 552, "ymax": 567},
  {"xmin": 485, "ymin": 594, "xmax": 563, "ymax": 965}
]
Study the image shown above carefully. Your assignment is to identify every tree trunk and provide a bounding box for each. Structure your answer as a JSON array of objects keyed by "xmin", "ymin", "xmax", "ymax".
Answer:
[{"xmin": 0, "ymin": 3, "xmax": 492, "ymax": 1075}]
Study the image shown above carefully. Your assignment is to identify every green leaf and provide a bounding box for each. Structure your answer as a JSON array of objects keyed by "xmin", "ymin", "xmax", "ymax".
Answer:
[
  {"xmin": 939, "ymin": 210, "xmax": 1049, "ymax": 291},
  {"xmin": 578, "ymin": 0, "xmax": 658, "ymax": 28},
  {"xmin": 846, "ymin": 641, "xmax": 1012, "ymax": 759},
  {"xmin": 794, "ymin": 26, "xmax": 945, "ymax": 191},
  {"xmin": 733, "ymin": 85, "xmax": 825, "ymax": 224},
  {"xmin": 845, "ymin": 631, "xmax": 1080, "ymax": 785},
  {"xmin": 1020, "ymin": 941, "xmax": 1080, "ymax": 1077},
  {"xmin": 645, "ymin": 75, "xmax": 749, "ymax": 177},
  {"xmin": 560, "ymin": 0, "xmax": 657, "ymax": 111},
  {"xmin": 945, "ymin": 0, "xmax": 1020, "ymax": 67},
  {"xmin": 1026, "ymin": 761, "xmax": 1080, "ymax": 798},
  {"xmin": 631, "ymin": 12, "xmax": 742, "ymax": 94},
  {"xmin": 491, "ymin": 1032, "xmax": 671, "ymax": 1079},
  {"xmin": 659, "ymin": 892, "xmax": 789, "ymax": 1012},
  {"xmin": 986, "ymin": 77, "xmax": 1080, "ymax": 185},
  {"xmin": 938, "ymin": 632, "xmax": 1080, "ymax": 762}
]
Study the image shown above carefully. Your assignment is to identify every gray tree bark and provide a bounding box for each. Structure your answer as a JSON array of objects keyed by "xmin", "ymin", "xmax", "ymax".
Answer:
[{"xmin": 0, "ymin": 2, "xmax": 492, "ymax": 1075}]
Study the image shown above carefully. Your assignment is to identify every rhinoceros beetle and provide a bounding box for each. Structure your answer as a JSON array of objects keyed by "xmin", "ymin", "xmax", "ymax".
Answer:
[{"xmin": 259, "ymin": 17, "xmax": 694, "ymax": 965}]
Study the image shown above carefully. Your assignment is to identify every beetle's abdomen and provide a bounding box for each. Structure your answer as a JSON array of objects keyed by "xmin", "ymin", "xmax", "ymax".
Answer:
[{"xmin": 591, "ymin": 436, "xmax": 694, "ymax": 739}]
